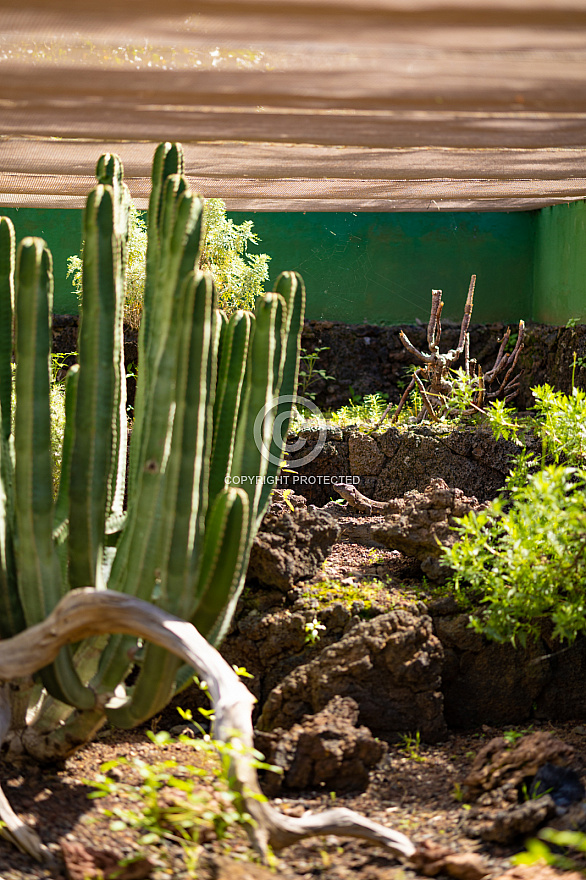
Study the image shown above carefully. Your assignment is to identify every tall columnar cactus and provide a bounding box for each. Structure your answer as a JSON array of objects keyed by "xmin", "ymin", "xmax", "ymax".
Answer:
[{"xmin": 0, "ymin": 143, "xmax": 305, "ymax": 758}]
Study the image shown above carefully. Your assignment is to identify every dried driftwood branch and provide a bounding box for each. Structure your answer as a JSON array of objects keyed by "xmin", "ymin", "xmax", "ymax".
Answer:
[
  {"xmin": 376, "ymin": 275, "xmax": 525, "ymax": 426},
  {"xmin": 0, "ymin": 687, "xmax": 51, "ymax": 862},
  {"xmin": 0, "ymin": 590, "xmax": 415, "ymax": 863}
]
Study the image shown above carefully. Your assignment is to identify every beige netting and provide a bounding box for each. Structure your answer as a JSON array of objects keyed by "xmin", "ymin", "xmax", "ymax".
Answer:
[{"xmin": 0, "ymin": 0, "xmax": 585, "ymax": 210}]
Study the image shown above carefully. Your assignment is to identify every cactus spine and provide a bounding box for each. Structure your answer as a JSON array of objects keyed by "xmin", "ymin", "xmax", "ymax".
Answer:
[{"xmin": 0, "ymin": 144, "xmax": 305, "ymax": 756}]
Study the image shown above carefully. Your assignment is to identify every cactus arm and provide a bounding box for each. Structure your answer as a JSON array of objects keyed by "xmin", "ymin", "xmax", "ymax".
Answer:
[
  {"xmin": 0, "ymin": 217, "xmax": 15, "ymax": 443},
  {"xmin": 13, "ymin": 239, "xmax": 95, "ymax": 709},
  {"xmin": 128, "ymin": 179, "xmax": 203, "ymax": 496},
  {"xmin": 0, "ymin": 433, "xmax": 22, "ymax": 639},
  {"xmin": 128, "ymin": 144, "xmax": 184, "ymax": 498},
  {"xmin": 207, "ymin": 310, "xmax": 252, "ymax": 502},
  {"xmin": 107, "ymin": 190, "xmax": 203, "ymax": 600},
  {"xmin": 142, "ymin": 143, "xmax": 184, "ymax": 337},
  {"xmin": 157, "ymin": 271, "xmax": 214, "ymax": 614},
  {"xmin": 203, "ymin": 287, "xmax": 304, "ymax": 645},
  {"xmin": 273, "ymin": 272, "xmax": 305, "ymax": 407},
  {"xmin": 53, "ymin": 364, "xmax": 79, "ymax": 537},
  {"xmin": 230, "ymin": 294, "xmax": 283, "ymax": 517},
  {"xmin": 96, "ymin": 190, "xmax": 204, "ymax": 692},
  {"xmin": 191, "ymin": 296, "xmax": 283, "ymax": 648},
  {"xmin": 188, "ymin": 487, "xmax": 249, "ymax": 640},
  {"xmin": 13, "ymin": 238, "xmax": 61, "ymax": 620},
  {"xmin": 67, "ymin": 186, "xmax": 120, "ymax": 590},
  {"xmin": 259, "ymin": 272, "xmax": 305, "ymax": 510},
  {"xmin": 95, "ymin": 154, "xmax": 130, "ymax": 520},
  {"xmin": 0, "ymin": 216, "xmax": 21, "ymax": 638}
]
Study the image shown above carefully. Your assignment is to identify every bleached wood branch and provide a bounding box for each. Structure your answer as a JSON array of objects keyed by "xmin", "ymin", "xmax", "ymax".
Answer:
[
  {"xmin": 0, "ymin": 686, "xmax": 53, "ymax": 862},
  {"xmin": 0, "ymin": 589, "xmax": 415, "ymax": 863}
]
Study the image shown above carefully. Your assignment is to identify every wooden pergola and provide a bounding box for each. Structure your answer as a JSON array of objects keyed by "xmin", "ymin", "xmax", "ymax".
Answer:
[{"xmin": 0, "ymin": 0, "xmax": 585, "ymax": 211}]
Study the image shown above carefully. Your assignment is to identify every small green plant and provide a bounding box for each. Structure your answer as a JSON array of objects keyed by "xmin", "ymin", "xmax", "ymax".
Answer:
[
  {"xmin": 532, "ymin": 383, "xmax": 586, "ymax": 464},
  {"xmin": 304, "ymin": 617, "xmax": 326, "ymax": 645},
  {"xmin": 502, "ymin": 726, "xmax": 533, "ymax": 746},
  {"xmin": 445, "ymin": 381, "xmax": 586, "ymax": 647},
  {"xmin": 297, "ymin": 346, "xmax": 335, "ymax": 401},
  {"xmin": 513, "ymin": 828, "xmax": 586, "ymax": 872},
  {"xmin": 87, "ymin": 728, "xmax": 279, "ymax": 865},
  {"xmin": 483, "ymin": 397, "xmax": 525, "ymax": 445},
  {"xmin": 328, "ymin": 392, "xmax": 390, "ymax": 427},
  {"xmin": 565, "ymin": 317, "xmax": 580, "ymax": 328},
  {"xmin": 399, "ymin": 732, "xmax": 426, "ymax": 763},
  {"xmin": 452, "ymin": 782, "xmax": 466, "ymax": 803}
]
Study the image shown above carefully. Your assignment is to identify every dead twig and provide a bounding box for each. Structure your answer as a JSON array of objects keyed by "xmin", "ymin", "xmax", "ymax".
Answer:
[{"xmin": 375, "ymin": 275, "xmax": 524, "ymax": 426}]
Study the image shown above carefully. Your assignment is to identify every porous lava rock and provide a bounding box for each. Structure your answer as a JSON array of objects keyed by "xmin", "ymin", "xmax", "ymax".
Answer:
[
  {"xmin": 371, "ymin": 478, "xmax": 485, "ymax": 580},
  {"xmin": 348, "ymin": 432, "xmax": 386, "ymax": 476},
  {"xmin": 410, "ymin": 841, "xmax": 489, "ymax": 879},
  {"xmin": 254, "ymin": 695, "xmax": 386, "ymax": 796},
  {"xmin": 463, "ymin": 732, "xmax": 575, "ymax": 800},
  {"xmin": 461, "ymin": 733, "xmax": 582, "ymax": 845},
  {"xmin": 473, "ymin": 796, "xmax": 558, "ymax": 845},
  {"xmin": 247, "ymin": 507, "xmax": 340, "ymax": 592},
  {"xmin": 61, "ymin": 840, "xmax": 153, "ymax": 880},
  {"xmin": 431, "ymin": 610, "xmax": 579, "ymax": 730},
  {"xmin": 256, "ymin": 609, "xmax": 447, "ymax": 743},
  {"xmin": 284, "ymin": 423, "xmax": 526, "ymax": 506}
]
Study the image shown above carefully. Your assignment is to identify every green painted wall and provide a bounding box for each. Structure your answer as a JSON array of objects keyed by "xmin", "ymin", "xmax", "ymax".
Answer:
[
  {"xmin": 0, "ymin": 207, "xmax": 82, "ymax": 314},
  {"xmin": 235, "ymin": 211, "xmax": 535, "ymax": 325},
  {"xmin": 533, "ymin": 200, "xmax": 586, "ymax": 325},
  {"xmin": 0, "ymin": 205, "xmax": 543, "ymax": 324}
]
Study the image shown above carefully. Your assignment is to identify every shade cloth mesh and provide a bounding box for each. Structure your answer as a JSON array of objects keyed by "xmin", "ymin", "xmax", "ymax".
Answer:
[{"xmin": 0, "ymin": 0, "xmax": 585, "ymax": 211}]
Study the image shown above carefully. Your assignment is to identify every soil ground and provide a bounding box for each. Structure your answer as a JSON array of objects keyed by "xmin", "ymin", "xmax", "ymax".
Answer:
[{"xmin": 2, "ymin": 542, "xmax": 586, "ymax": 880}]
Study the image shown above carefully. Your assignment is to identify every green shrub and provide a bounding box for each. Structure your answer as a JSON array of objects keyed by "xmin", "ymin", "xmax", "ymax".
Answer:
[
  {"xmin": 199, "ymin": 199, "xmax": 270, "ymax": 314},
  {"xmin": 68, "ymin": 198, "xmax": 270, "ymax": 323},
  {"xmin": 445, "ymin": 382, "xmax": 586, "ymax": 646},
  {"xmin": 446, "ymin": 464, "xmax": 586, "ymax": 645}
]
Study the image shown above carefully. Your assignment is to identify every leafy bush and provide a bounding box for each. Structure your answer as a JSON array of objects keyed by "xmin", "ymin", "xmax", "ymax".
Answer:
[
  {"xmin": 446, "ymin": 464, "xmax": 586, "ymax": 645},
  {"xmin": 445, "ymin": 382, "xmax": 586, "ymax": 646},
  {"xmin": 68, "ymin": 198, "xmax": 270, "ymax": 323},
  {"xmin": 199, "ymin": 199, "xmax": 270, "ymax": 313},
  {"xmin": 532, "ymin": 382, "xmax": 586, "ymax": 464}
]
